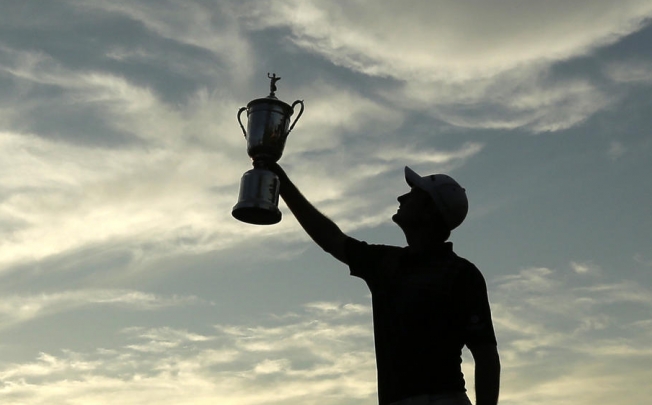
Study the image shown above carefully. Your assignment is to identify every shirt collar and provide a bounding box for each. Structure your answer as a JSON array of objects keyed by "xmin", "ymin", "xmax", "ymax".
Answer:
[{"xmin": 404, "ymin": 241, "xmax": 454, "ymax": 265}]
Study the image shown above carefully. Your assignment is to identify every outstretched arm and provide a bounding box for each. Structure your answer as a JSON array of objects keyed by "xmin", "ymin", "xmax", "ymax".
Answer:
[
  {"xmin": 469, "ymin": 344, "xmax": 501, "ymax": 405},
  {"xmin": 269, "ymin": 163, "xmax": 349, "ymax": 264}
]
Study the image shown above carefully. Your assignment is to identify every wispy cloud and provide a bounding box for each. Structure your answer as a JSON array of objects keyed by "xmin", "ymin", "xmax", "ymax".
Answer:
[
  {"xmin": 0, "ymin": 3, "xmax": 650, "ymax": 404},
  {"xmin": 73, "ymin": 0, "xmax": 256, "ymax": 83},
  {"xmin": 605, "ymin": 59, "xmax": 652, "ymax": 84},
  {"xmin": 607, "ymin": 140, "xmax": 628, "ymax": 160},
  {"xmin": 0, "ymin": 38, "xmax": 453, "ymax": 271},
  {"xmin": 3, "ymin": 0, "xmax": 647, "ymax": 277},
  {"xmin": 243, "ymin": 0, "xmax": 652, "ymax": 132},
  {"xmin": 123, "ymin": 326, "xmax": 214, "ymax": 353},
  {"xmin": 0, "ymin": 302, "xmax": 377, "ymax": 405},
  {"xmin": 570, "ymin": 260, "xmax": 602, "ymax": 275},
  {"xmin": 491, "ymin": 264, "xmax": 652, "ymax": 405},
  {"xmin": 247, "ymin": 0, "xmax": 652, "ymax": 80},
  {"xmin": 0, "ymin": 290, "xmax": 202, "ymax": 329},
  {"xmin": 0, "ymin": 269, "xmax": 650, "ymax": 405}
]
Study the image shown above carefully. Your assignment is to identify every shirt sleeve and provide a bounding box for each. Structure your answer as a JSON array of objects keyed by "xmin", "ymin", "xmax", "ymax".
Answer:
[
  {"xmin": 345, "ymin": 237, "xmax": 403, "ymax": 285},
  {"xmin": 460, "ymin": 265, "xmax": 498, "ymax": 349}
]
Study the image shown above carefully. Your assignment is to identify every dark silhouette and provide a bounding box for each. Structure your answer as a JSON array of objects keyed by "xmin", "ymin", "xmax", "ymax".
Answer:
[
  {"xmin": 267, "ymin": 72, "xmax": 281, "ymax": 97},
  {"xmin": 269, "ymin": 163, "xmax": 500, "ymax": 405}
]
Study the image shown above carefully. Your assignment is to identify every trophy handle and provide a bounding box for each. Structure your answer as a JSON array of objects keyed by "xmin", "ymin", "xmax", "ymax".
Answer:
[
  {"xmin": 237, "ymin": 106, "xmax": 248, "ymax": 138},
  {"xmin": 287, "ymin": 100, "xmax": 305, "ymax": 136}
]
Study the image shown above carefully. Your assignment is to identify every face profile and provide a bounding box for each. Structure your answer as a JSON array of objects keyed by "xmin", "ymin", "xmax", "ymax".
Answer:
[{"xmin": 392, "ymin": 187, "xmax": 434, "ymax": 228}]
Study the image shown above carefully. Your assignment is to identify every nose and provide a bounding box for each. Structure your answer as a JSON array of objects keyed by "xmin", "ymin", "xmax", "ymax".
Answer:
[{"xmin": 397, "ymin": 192, "xmax": 409, "ymax": 203}]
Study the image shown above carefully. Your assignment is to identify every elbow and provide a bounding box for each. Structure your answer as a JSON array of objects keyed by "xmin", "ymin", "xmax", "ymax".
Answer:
[
  {"xmin": 471, "ymin": 345, "xmax": 501, "ymax": 368},
  {"xmin": 318, "ymin": 232, "xmax": 349, "ymax": 264}
]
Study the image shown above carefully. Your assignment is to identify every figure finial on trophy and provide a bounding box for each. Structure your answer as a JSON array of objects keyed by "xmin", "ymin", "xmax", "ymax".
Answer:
[{"xmin": 267, "ymin": 72, "xmax": 281, "ymax": 97}]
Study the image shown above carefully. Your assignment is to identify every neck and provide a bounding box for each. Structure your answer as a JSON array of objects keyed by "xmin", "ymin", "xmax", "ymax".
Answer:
[{"xmin": 403, "ymin": 228, "xmax": 446, "ymax": 254}]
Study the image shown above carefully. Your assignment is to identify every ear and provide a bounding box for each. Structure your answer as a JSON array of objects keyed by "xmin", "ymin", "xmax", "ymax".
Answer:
[
  {"xmin": 422, "ymin": 199, "xmax": 442, "ymax": 223},
  {"xmin": 423, "ymin": 203, "xmax": 451, "ymax": 241}
]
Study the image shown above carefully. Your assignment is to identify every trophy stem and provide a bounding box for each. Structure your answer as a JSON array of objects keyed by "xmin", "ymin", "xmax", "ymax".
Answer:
[{"xmin": 252, "ymin": 159, "xmax": 268, "ymax": 169}]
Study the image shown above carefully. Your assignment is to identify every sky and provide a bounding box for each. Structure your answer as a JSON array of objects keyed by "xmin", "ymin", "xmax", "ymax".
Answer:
[{"xmin": 0, "ymin": 0, "xmax": 651, "ymax": 404}]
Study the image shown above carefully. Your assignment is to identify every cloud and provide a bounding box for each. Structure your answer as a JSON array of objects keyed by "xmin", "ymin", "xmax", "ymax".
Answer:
[
  {"xmin": 123, "ymin": 326, "xmax": 214, "ymax": 353},
  {"xmin": 0, "ymin": 36, "xmax": 476, "ymax": 272},
  {"xmin": 281, "ymin": 132, "xmax": 483, "ymax": 234},
  {"xmin": 0, "ymin": 41, "xmax": 413, "ymax": 271},
  {"xmin": 570, "ymin": 261, "xmax": 602, "ymax": 275},
  {"xmin": 0, "ymin": 290, "xmax": 202, "ymax": 329},
  {"xmin": 0, "ymin": 44, "xmax": 264, "ymax": 269},
  {"xmin": 73, "ymin": 0, "xmax": 256, "ymax": 83},
  {"xmin": 574, "ymin": 282, "xmax": 652, "ymax": 306},
  {"xmin": 4, "ymin": 0, "xmax": 647, "ymax": 277},
  {"xmin": 1, "ymin": 263, "xmax": 651, "ymax": 405},
  {"xmin": 303, "ymin": 301, "xmax": 371, "ymax": 318},
  {"xmin": 0, "ymin": 2, "xmax": 650, "ymax": 405},
  {"xmin": 247, "ymin": 0, "xmax": 652, "ymax": 81},
  {"xmin": 605, "ymin": 59, "xmax": 652, "ymax": 84},
  {"xmin": 607, "ymin": 140, "xmax": 628, "ymax": 160},
  {"xmin": 242, "ymin": 0, "xmax": 652, "ymax": 132},
  {"xmin": 0, "ymin": 302, "xmax": 378, "ymax": 405},
  {"xmin": 375, "ymin": 142, "xmax": 483, "ymax": 166},
  {"xmin": 281, "ymin": 82, "xmax": 405, "ymax": 154},
  {"xmin": 491, "ymin": 264, "xmax": 652, "ymax": 405},
  {"xmin": 0, "ymin": 128, "xmax": 239, "ymax": 269},
  {"xmin": 401, "ymin": 71, "xmax": 613, "ymax": 132}
]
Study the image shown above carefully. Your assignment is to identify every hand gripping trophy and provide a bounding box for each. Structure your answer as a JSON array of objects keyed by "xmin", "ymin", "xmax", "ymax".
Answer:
[{"xmin": 232, "ymin": 73, "xmax": 304, "ymax": 225}]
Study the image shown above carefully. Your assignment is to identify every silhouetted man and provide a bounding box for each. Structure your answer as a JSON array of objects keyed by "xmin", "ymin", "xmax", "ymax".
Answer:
[{"xmin": 269, "ymin": 163, "xmax": 500, "ymax": 405}]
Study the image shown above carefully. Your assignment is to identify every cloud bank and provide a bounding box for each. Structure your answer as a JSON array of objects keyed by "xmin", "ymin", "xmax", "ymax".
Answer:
[
  {"xmin": 1, "ymin": 265, "xmax": 650, "ymax": 405},
  {"xmin": 243, "ymin": 0, "xmax": 652, "ymax": 131}
]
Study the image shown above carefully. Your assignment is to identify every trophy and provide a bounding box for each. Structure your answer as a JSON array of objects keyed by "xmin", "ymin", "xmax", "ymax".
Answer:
[{"xmin": 232, "ymin": 73, "xmax": 304, "ymax": 225}]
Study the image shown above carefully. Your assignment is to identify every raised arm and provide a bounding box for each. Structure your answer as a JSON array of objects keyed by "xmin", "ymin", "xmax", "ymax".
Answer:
[{"xmin": 268, "ymin": 163, "xmax": 349, "ymax": 264}]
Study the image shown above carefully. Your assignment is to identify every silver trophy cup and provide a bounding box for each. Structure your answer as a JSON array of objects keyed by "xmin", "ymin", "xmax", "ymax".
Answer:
[{"xmin": 232, "ymin": 74, "xmax": 304, "ymax": 225}]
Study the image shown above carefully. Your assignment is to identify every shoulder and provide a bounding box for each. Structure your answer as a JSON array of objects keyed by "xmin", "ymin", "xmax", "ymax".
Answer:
[
  {"xmin": 345, "ymin": 237, "xmax": 406, "ymax": 281},
  {"xmin": 345, "ymin": 237, "xmax": 404, "ymax": 258},
  {"xmin": 447, "ymin": 253, "xmax": 488, "ymax": 289}
]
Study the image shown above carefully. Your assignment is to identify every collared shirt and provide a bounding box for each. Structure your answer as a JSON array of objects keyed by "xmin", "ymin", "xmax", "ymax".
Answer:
[{"xmin": 345, "ymin": 238, "xmax": 497, "ymax": 405}]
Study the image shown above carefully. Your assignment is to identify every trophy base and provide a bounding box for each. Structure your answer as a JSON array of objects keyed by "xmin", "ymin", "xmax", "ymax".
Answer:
[
  {"xmin": 232, "ymin": 203, "xmax": 282, "ymax": 225},
  {"xmin": 232, "ymin": 168, "xmax": 282, "ymax": 225}
]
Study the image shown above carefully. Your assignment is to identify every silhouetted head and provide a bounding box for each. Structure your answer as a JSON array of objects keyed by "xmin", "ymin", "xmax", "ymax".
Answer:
[{"xmin": 392, "ymin": 166, "xmax": 468, "ymax": 243}]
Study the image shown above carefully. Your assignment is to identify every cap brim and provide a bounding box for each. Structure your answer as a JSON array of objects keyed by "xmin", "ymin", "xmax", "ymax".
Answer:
[{"xmin": 404, "ymin": 166, "xmax": 423, "ymax": 188}]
